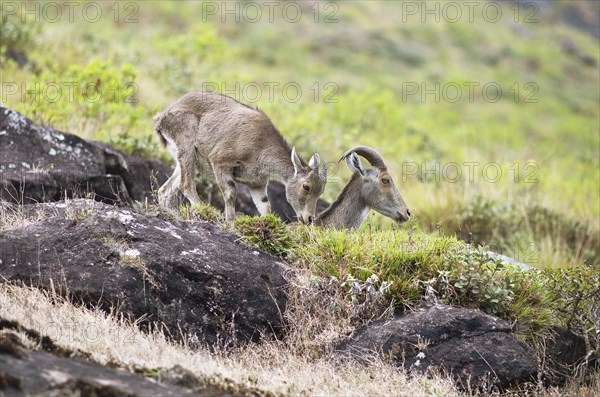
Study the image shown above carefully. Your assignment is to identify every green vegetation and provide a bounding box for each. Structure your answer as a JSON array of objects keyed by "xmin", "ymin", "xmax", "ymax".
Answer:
[
  {"xmin": 1, "ymin": 2, "xmax": 599, "ymax": 393},
  {"xmin": 180, "ymin": 203, "xmax": 223, "ymax": 224},
  {"xmin": 234, "ymin": 214, "xmax": 293, "ymax": 256},
  {"xmin": 231, "ymin": 216, "xmax": 598, "ymax": 359},
  {"xmin": 2, "ymin": 1, "xmax": 597, "ymax": 269}
]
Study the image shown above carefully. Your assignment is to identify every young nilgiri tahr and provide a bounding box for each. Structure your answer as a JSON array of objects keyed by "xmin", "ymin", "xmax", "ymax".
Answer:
[
  {"xmin": 316, "ymin": 146, "xmax": 410, "ymax": 229},
  {"xmin": 154, "ymin": 92, "xmax": 327, "ymax": 223}
]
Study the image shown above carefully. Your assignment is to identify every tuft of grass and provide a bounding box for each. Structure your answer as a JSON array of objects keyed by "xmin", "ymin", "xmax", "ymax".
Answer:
[
  {"xmin": 0, "ymin": 203, "xmax": 45, "ymax": 232},
  {"xmin": 179, "ymin": 203, "xmax": 222, "ymax": 224},
  {"xmin": 234, "ymin": 214, "xmax": 293, "ymax": 257},
  {"xmin": 65, "ymin": 201, "xmax": 96, "ymax": 223}
]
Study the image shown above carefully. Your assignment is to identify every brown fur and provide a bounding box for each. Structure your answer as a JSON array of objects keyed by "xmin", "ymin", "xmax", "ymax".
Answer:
[
  {"xmin": 155, "ymin": 128, "xmax": 168, "ymax": 148},
  {"xmin": 154, "ymin": 92, "xmax": 326, "ymax": 222},
  {"xmin": 316, "ymin": 148, "xmax": 410, "ymax": 229}
]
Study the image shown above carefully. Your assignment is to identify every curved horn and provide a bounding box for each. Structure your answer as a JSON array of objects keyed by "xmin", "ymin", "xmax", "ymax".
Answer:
[{"xmin": 338, "ymin": 146, "xmax": 386, "ymax": 170}]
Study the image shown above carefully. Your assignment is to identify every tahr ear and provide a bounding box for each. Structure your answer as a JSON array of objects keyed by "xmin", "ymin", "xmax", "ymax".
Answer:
[
  {"xmin": 345, "ymin": 152, "xmax": 366, "ymax": 176},
  {"xmin": 291, "ymin": 146, "xmax": 304, "ymax": 177}
]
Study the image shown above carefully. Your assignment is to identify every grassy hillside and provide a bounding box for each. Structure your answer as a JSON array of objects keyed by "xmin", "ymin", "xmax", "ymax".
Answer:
[
  {"xmin": 1, "ymin": 0, "xmax": 599, "ymax": 269},
  {"xmin": 1, "ymin": 200, "xmax": 599, "ymax": 395}
]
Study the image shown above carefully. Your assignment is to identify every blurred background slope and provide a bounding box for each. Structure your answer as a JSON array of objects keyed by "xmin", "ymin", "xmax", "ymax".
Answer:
[{"xmin": 1, "ymin": 0, "xmax": 598, "ymax": 268}]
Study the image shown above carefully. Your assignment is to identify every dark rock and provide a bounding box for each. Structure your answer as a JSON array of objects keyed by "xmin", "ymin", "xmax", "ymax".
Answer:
[
  {"xmin": 0, "ymin": 106, "xmax": 170, "ymax": 205},
  {"xmin": 0, "ymin": 200, "xmax": 289, "ymax": 348},
  {"xmin": 91, "ymin": 140, "xmax": 173, "ymax": 204},
  {"xmin": 544, "ymin": 326, "xmax": 590, "ymax": 383},
  {"xmin": 0, "ymin": 332, "xmax": 226, "ymax": 396},
  {"xmin": 337, "ymin": 305, "xmax": 538, "ymax": 390}
]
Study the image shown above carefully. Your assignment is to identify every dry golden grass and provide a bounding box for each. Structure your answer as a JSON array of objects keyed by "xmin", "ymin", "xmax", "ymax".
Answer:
[
  {"xmin": 0, "ymin": 202, "xmax": 43, "ymax": 232},
  {"xmin": 1, "ymin": 270, "xmax": 598, "ymax": 396},
  {"xmin": 0, "ymin": 282, "xmax": 460, "ymax": 397}
]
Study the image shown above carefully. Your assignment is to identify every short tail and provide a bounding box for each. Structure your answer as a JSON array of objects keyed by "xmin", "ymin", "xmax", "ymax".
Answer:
[{"xmin": 153, "ymin": 112, "xmax": 168, "ymax": 148}]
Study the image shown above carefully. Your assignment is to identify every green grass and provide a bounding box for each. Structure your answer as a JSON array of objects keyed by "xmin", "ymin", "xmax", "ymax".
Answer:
[
  {"xmin": 234, "ymin": 214, "xmax": 293, "ymax": 257},
  {"xmin": 230, "ymin": 215, "xmax": 599, "ymax": 365},
  {"xmin": 1, "ymin": 1, "xmax": 598, "ymax": 269},
  {"xmin": 180, "ymin": 203, "xmax": 223, "ymax": 224}
]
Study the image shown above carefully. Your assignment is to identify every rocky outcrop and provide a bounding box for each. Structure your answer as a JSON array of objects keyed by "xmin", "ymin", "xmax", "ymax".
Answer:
[
  {"xmin": 0, "ymin": 333, "xmax": 220, "ymax": 396},
  {"xmin": 337, "ymin": 305, "xmax": 539, "ymax": 390},
  {"xmin": 0, "ymin": 200, "xmax": 289, "ymax": 348},
  {"xmin": 0, "ymin": 106, "xmax": 172, "ymax": 205}
]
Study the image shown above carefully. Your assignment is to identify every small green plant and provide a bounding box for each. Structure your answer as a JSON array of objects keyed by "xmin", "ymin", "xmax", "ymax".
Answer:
[
  {"xmin": 451, "ymin": 263, "xmax": 515, "ymax": 316},
  {"xmin": 443, "ymin": 246, "xmax": 513, "ymax": 315},
  {"xmin": 545, "ymin": 267, "xmax": 600, "ymax": 334},
  {"xmin": 234, "ymin": 214, "xmax": 292, "ymax": 256},
  {"xmin": 180, "ymin": 204, "xmax": 222, "ymax": 224},
  {"xmin": 144, "ymin": 368, "xmax": 162, "ymax": 379}
]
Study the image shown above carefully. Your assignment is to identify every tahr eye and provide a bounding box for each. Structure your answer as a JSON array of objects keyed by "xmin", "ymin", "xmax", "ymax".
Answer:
[
  {"xmin": 381, "ymin": 178, "xmax": 390, "ymax": 185},
  {"xmin": 302, "ymin": 184, "xmax": 310, "ymax": 192}
]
